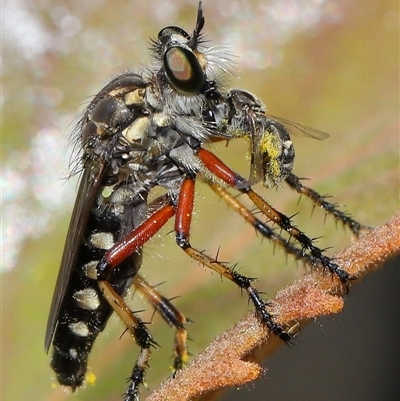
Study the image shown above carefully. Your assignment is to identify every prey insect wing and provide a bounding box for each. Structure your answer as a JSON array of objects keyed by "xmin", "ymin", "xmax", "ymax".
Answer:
[
  {"xmin": 237, "ymin": 103, "xmax": 266, "ymax": 187},
  {"xmin": 249, "ymin": 123, "xmax": 265, "ymax": 185},
  {"xmin": 269, "ymin": 115, "xmax": 330, "ymax": 140},
  {"xmin": 45, "ymin": 164, "xmax": 104, "ymax": 351}
]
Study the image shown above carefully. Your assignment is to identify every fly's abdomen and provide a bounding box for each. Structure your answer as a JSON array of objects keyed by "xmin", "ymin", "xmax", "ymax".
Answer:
[
  {"xmin": 50, "ymin": 274, "xmax": 107, "ymax": 388},
  {"xmin": 50, "ymin": 191, "xmax": 144, "ymax": 388}
]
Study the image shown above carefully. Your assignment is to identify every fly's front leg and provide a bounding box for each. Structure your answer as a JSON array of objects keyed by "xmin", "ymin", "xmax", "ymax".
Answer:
[
  {"xmin": 174, "ymin": 177, "xmax": 291, "ymax": 341},
  {"xmin": 285, "ymin": 172, "xmax": 368, "ymax": 237},
  {"xmin": 244, "ymin": 188, "xmax": 351, "ymax": 284},
  {"xmin": 197, "ymin": 148, "xmax": 352, "ymax": 287},
  {"xmin": 133, "ymin": 274, "xmax": 189, "ymax": 372},
  {"xmin": 210, "ymin": 184, "xmax": 314, "ymax": 266}
]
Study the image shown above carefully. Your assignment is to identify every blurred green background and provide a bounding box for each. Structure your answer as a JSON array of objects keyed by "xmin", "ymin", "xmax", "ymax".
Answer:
[{"xmin": 2, "ymin": 0, "xmax": 398, "ymax": 400}]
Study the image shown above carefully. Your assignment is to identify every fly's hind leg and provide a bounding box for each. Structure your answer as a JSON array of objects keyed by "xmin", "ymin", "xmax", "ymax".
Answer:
[
  {"xmin": 94, "ymin": 203, "xmax": 179, "ymax": 398},
  {"xmin": 133, "ymin": 274, "xmax": 189, "ymax": 372},
  {"xmin": 98, "ymin": 281, "xmax": 155, "ymax": 401}
]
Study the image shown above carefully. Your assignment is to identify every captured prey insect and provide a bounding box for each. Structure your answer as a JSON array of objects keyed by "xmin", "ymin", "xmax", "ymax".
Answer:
[{"xmin": 45, "ymin": 2, "xmax": 364, "ymax": 400}]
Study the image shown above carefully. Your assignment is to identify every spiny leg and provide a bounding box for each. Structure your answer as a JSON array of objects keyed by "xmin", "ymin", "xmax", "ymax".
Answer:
[
  {"xmin": 175, "ymin": 176, "xmax": 291, "ymax": 341},
  {"xmin": 97, "ymin": 204, "xmax": 175, "ymax": 276},
  {"xmin": 210, "ymin": 184, "xmax": 314, "ymax": 266},
  {"xmin": 134, "ymin": 197, "xmax": 189, "ymax": 371},
  {"xmin": 133, "ymin": 274, "xmax": 189, "ymax": 371},
  {"xmin": 96, "ymin": 204, "xmax": 176, "ymax": 399},
  {"xmin": 285, "ymin": 172, "xmax": 368, "ymax": 236},
  {"xmin": 98, "ymin": 281, "xmax": 155, "ymax": 401},
  {"xmin": 243, "ymin": 187, "xmax": 351, "ymax": 283},
  {"xmin": 197, "ymin": 148, "xmax": 351, "ymax": 285}
]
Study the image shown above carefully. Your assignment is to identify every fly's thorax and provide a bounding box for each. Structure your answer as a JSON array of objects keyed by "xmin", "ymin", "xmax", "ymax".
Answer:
[
  {"xmin": 121, "ymin": 110, "xmax": 186, "ymax": 170},
  {"xmin": 79, "ymin": 73, "xmax": 149, "ymax": 160},
  {"xmin": 121, "ymin": 116, "xmax": 152, "ymax": 145}
]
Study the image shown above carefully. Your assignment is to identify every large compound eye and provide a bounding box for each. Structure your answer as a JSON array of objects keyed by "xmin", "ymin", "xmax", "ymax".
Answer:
[{"xmin": 164, "ymin": 46, "xmax": 205, "ymax": 95}]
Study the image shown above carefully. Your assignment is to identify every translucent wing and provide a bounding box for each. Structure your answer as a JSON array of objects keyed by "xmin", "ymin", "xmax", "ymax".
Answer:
[
  {"xmin": 44, "ymin": 163, "xmax": 104, "ymax": 351},
  {"xmin": 269, "ymin": 115, "xmax": 330, "ymax": 140}
]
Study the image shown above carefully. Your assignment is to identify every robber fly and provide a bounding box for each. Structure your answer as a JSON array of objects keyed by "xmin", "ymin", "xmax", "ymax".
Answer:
[{"xmin": 45, "ymin": 2, "xmax": 363, "ymax": 400}]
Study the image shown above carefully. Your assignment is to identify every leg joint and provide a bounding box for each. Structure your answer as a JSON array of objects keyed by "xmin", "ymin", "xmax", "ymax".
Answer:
[{"xmin": 176, "ymin": 232, "xmax": 190, "ymax": 249}]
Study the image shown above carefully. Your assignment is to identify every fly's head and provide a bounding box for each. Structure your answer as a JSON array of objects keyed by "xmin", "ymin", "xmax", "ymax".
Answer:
[
  {"xmin": 147, "ymin": 2, "xmax": 229, "ymax": 144},
  {"xmin": 150, "ymin": 3, "xmax": 207, "ymax": 97}
]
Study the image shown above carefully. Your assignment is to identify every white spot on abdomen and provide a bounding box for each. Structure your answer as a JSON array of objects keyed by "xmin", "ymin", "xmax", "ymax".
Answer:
[
  {"xmin": 89, "ymin": 232, "xmax": 114, "ymax": 250},
  {"xmin": 73, "ymin": 288, "xmax": 100, "ymax": 310},
  {"xmin": 69, "ymin": 321, "xmax": 90, "ymax": 337},
  {"xmin": 83, "ymin": 261, "xmax": 98, "ymax": 279}
]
